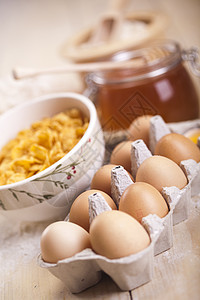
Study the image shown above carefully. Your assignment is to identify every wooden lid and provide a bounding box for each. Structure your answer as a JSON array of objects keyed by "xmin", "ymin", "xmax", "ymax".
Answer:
[{"xmin": 60, "ymin": 11, "xmax": 168, "ymax": 63}]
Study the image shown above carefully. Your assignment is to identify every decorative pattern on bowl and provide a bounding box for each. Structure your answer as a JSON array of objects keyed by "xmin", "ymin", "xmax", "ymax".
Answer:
[{"xmin": 0, "ymin": 93, "xmax": 105, "ymax": 221}]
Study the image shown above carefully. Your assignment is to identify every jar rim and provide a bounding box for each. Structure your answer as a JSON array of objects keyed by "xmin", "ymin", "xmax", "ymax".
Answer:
[{"xmin": 88, "ymin": 40, "xmax": 182, "ymax": 85}]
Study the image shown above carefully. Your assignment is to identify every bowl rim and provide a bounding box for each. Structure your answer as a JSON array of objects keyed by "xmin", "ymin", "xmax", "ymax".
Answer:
[{"xmin": 0, "ymin": 92, "xmax": 98, "ymax": 191}]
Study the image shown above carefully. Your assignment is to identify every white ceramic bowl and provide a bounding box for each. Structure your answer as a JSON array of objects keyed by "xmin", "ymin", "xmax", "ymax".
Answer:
[{"xmin": 0, "ymin": 93, "xmax": 105, "ymax": 222}]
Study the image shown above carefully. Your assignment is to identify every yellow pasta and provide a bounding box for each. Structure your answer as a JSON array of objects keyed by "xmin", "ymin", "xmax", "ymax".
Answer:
[{"xmin": 0, "ymin": 108, "xmax": 89, "ymax": 185}]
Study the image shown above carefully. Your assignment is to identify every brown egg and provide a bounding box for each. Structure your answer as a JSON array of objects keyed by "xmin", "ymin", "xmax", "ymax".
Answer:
[
  {"xmin": 119, "ymin": 182, "xmax": 169, "ymax": 223},
  {"xmin": 155, "ymin": 133, "xmax": 200, "ymax": 165},
  {"xmin": 89, "ymin": 210, "xmax": 150, "ymax": 259},
  {"xmin": 40, "ymin": 221, "xmax": 91, "ymax": 263},
  {"xmin": 136, "ymin": 155, "xmax": 188, "ymax": 192},
  {"xmin": 110, "ymin": 141, "xmax": 132, "ymax": 173},
  {"xmin": 69, "ymin": 189, "xmax": 117, "ymax": 232},
  {"xmin": 128, "ymin": 115, "xmax": 153, "ymax": 146},
  {"xmin": 91, "ymin": 164, "xmax": 133, "ymax": 197}
]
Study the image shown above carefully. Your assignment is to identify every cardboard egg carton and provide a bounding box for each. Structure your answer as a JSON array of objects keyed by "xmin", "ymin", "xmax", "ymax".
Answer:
[
  {"xmin": 38, "ymin": 116, "xmax": 199, "ymax": 293},
  {"xmin": 38, "ymin": 192, "xmax": 164, "ymax": 293},
  {"xmin": 38, "ymin": 160, "xmax": 193, "ymax": 293}
]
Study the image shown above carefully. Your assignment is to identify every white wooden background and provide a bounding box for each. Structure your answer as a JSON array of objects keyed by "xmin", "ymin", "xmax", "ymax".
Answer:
[{"xmin": 0, "ymin": 0, "xmax": 200, "ymax": 299}]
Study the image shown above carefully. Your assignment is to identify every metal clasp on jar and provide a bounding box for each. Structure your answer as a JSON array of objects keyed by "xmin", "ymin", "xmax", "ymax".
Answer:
[
  {"xmin": 182, "ymin": 47, "xmax": 200, "ymax": 77},
  {"xmin": 83, "ymin": 74, "xmax": 99, "ymax": 104}
]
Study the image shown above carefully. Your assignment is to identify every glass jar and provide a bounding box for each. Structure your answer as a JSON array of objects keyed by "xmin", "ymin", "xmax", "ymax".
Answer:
[{"xmin": 86, "ymin": 40, "xmax": 200, "ymax": 131}]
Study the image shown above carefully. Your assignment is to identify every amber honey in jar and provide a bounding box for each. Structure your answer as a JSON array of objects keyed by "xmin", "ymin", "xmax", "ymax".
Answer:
[{"xmin": 86, "ymin": 41, "xmax": 199, "ymax": 131}]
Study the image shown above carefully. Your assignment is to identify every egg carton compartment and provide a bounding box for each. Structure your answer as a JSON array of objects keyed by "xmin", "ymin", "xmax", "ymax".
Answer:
[
  {"xmin": 152, "ymin": 210, "xmax": 172, "ymax": 255},
  {"xmin": 131, "ymin": 137, "xmax": 192, "ymax": 226},
  {"xmin": 111, "ymin": 165, "xmax": 173, "ymax": 255},
  {"xmin": 38, "ymin": 249, "xmax": 102, "ymax": 294},
  {"xmin": 38, "ymin": 243, "xmax": 155, "ymax": 293},
  {"xmin": 38, "ymin": 194, "xmax": 164, "ymax": 293},
  {"xmin": 180, "ymin": 159, "xmax": 200, "ymax": 197}
]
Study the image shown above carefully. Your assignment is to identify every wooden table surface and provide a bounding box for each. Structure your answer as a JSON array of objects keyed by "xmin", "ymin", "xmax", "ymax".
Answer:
[
  {"xmin": 1, "ymin": 202, "xmax": 200, "ymax": 300},
  {"xmin": 0, "ymin": 0, "xmax": 200, "ymax": 299}
]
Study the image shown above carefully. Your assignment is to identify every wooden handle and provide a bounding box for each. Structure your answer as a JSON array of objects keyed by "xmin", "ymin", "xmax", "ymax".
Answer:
[{"xmin": 13, "ymin": 59, "xmax": 144, "ymax": 80}]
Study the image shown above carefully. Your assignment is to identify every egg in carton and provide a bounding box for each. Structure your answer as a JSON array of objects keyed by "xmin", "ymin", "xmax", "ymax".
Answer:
[
  {"xmin": 149, "ymin": 115, "xmax": 200, "ymax": 198},
  {"xmin": 111, "ymin": 164, "xmax": 173, "ymax": 256},
  {"xmin": 131, "ymin": 116, "xmax": 195, "ymax": 226},
  {"xmin": 38, "ymin": 191, "xmax": 164, "ymax": 293}
]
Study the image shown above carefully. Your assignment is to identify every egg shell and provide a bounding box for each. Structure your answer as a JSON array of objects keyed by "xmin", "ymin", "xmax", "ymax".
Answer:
[
  {"xmin": 131, "ymin": 139, "xmax": 193, "ymax": 225},
  {"xmin": 154, "ymin": 133, "xmax": 200, "ymax": 165},
  {"xmin": 128, "ymin": 115, "xmax": 153, "ymax": 146},
  {"xmin": 69, "ymin": 189, "xmax": 117, "ymax": 231},
  {"xmin": 119, "ymin": 182, "xmax": 169, "ymax": 223},
  {"xmin": 90, "ymin": 164, "xmax": 133, "ymax": 197},
  {"xmin": 40, "ymin": 221, "xmax": 91, "ymax": 263},
  {"xmin": 110, "ymin": 141, "xmax": 132, "ymax": 173},
  {"xmin": 89, "ymin": 210, "xmax": 151, "ymax": 259},
  {"xmin": 136, "ymin": 155, "xmax": 188, "ymax": 192}
]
